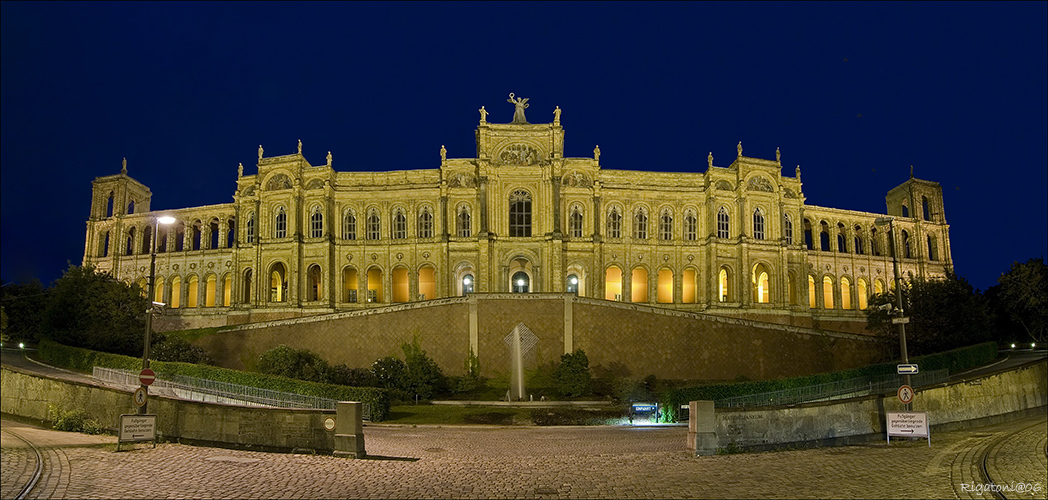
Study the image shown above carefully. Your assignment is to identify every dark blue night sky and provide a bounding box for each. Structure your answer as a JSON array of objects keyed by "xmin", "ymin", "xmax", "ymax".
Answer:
[{"xmin": 2, "ymin": 2, "xmax": 1045, "ymax": 292}]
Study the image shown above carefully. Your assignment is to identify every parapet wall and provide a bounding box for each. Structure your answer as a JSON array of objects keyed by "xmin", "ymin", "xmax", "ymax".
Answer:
[
  {"xmin": 0, "ymin": 365, "xmax": 335, "ymax": 453},
  {"xmin": 196, "ymin": 294, "xmax": 885, "ymax": 381}
]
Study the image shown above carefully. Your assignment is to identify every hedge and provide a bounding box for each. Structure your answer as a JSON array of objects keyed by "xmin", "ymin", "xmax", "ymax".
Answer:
[
  {"xmin": 36, "ymin": 339, "xmax": 390, "ymax": 421},
  {"xmin": 662, "ymin": 341, "xmax": 998, "ymax": 416}
]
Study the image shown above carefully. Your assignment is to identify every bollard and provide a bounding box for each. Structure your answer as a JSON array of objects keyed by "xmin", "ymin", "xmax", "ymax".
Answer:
[
  {"xmin": 333, "ymin": 401, "xmax": 366, "ymax": 458},
  {"xmin": 687, "ymin": 400, "xmax": 718, "ymax": 456}
]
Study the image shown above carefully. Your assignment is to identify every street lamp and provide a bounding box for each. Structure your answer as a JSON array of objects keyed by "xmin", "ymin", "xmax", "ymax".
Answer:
[
  {"xmin": 875, "ymin": 216, "xmax": 912, "ymax": 410},
  {"xmin": 141, "ymin": 215, "xmax": 175, "ymax": 415}
]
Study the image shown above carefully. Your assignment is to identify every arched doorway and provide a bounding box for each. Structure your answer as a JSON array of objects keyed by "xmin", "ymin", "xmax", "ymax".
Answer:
[
  {"xmin": 269, "ymin": 263, "xmax": 287, "ymax": 303},
  {"xmin": 512, "ymin": 271, "xmax": 530, "ymax": 293}
]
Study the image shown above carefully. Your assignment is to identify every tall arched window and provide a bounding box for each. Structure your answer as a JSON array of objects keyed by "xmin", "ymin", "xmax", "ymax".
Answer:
[
  {"xmin": 418, "ymin": 208, "xmax": 433, "ymax": 238},
  {"xmin": 270, "ymin": 263, "xmax": 287, "ymax": 302},
  {"xmin": 784, "ymin": 214, "xmax": 793, "ymax": 245},
  {"xmin": 566, "ymin": 274, "xmax": 579, "ymax": 295},
  {"xmin": 509, "ymin": 190, "xmax": 532, "ymax": 237},
  {"xmin": 607, "ymin": 207, "xmax": 622, "ymax": 238},
  {"xmin": 343, "ymin": 212, "xmax": 356, "ymax": 240},
  {"xmin": 274, "ymin": 207, "xmax": 287, "ymax": 238},
  {"xmin": 512, "ymin": 271, "xmax": 530, "ymax": 293},
  {"xmin": 922, "ymin": 196, "xmax": 930, "ymax": 221},
  {"xmin": 461, "ymin": 273, "xmax": 474, "ymax": 295},
  {"xmin": 840, "ymin": 277, "xmax": 852, "ymax": 310},
  {"xmin": 126, "ymin": 227, "xmax": 136, "ymax": 255},
  {"xmin": 570, "ymin": 206, "xmax": 584, "ymax": 238},
  {"xmin": 127, "ymin": 200, "xmax": 135, "ymax": 215},
  {"xmin": 367, "ymin": 210, "xmax": 381, "ymax": 240},
  {"xmin": 226, "ymin": 219, "xmax": 236, "ymax": 247},
  {"xmin": 242, "ymin": 269, "xmax": 252, "ymax": 304},
  {"xmin": 307, "ymin": 264, "xmax": 322, "ymax": 301},
  {"xmin": 753, "ymin": 208, "xmax": 765, "ymax": 240},
  {"xmin": 752, "ymin": 264, "xmax": 770, "ymax": 303},
  {"xmin": 684, "ymin": 211, "xmax": 697, "ymax": 241},
  {"xmin": 246, "ymin": 212, "xmax": 255, "ymax": 243},
  {"xmin": 209, "ymin": 219, "xmax": 220, "ymax": 249},
  {"xmin": 823, "ymin": 276, "xmax": 834, "ymax": 309},
  {"xmin": 717, "ymin": 207, "xmax": 730, "ymax": 239},
  {"xmin": 927, "ymin": 234, "xmax": 937, "ymax": 261},
  {"xmin": 633, "ymin": 208, "xmax": 648, "ymax": 239},
  {"xmin": 659, "ymin": 211, "xmax": 673, "ymax": 240},
  {"xmin": 141, "ymin": 226, "xmax": 152, "ymax": 254},
  {"xmin": 901, "ymin": 204, "xmax": 910, "ymax": 218},
  {"xmin": 392, "ymin": 210, "xmax": 407, "ymax": 239},
  {"xmin": 902, "ymin": 230, "xmax": 911, "ymax": 258},
  {"xmin": 804, "ymin": 219, "xmax": 814, "ymax": 250},
  {"xmin": 808, "ymin": 275, "xmax": 817, "ymax": 308},
  {"xmin": 870, "ymin": 227, "xmax": 880, "ymax": 256},
  {"xmin": 853, "ymin": 225, "xmax": 864, "ymax": 255},
  {"xmin": 191, "ymin": 221, "xmax": 203, "ymax": 250},
  {"xmin": 857, "ymin": 279, "xmax": 868, "ymax": 310},
  {"xmin": 457, "ymin": 205, "xmax": 471, "ymax": 238},
  {"xmin": 106, "ymin": 193, "xmax": 114, "ymax": 217},
  {"xmin": 718, "ymin": 267, "xmax": 731, "ymax": 302},
  {"xmin": 819, "ymin": 221, "xmax": 831, "ymax": 251},
  {"xmin": 310, "ymin": 207, "xmax": 323, "ymax": 238}
]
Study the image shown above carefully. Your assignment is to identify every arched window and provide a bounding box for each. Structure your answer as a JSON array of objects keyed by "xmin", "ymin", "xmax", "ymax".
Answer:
[
  {"xmin": 823, "ymin": 276, "xmax": 834, "ymax": 309},
  {"xmin": 837, "ymin": 234, "xmax": 846, "ymax": 253},
  {"xmin": 717, "ymin": 207, "xmax": 730, "ymax": 239},
  {"xmin": 566, "ymin": 274, "xmax": 579, "ymax": 295},
  {"xmin": 187, "ymin": 275, "xmax": 199, "ymax": 308},
  {"xmin": 418, "ymin": 208, "xmax": 433, "ymax": 238},
  {"xmin": 607, "ymin": 207, "xmax": 622, "ymax": 238},
  {"xmin": 170, "ymin": 276, "xmax": 181, "ymax": 309},
  {"xmin": 157, "ymin": 227, "xmax": 168, "ymax": 253},
  {"xmin": 174, "ymin": 222, "xmax": 185, "ymax": 251},
  {"xmin": 310, "ymin": 207, "xmax": 323, "ymax": 238},
  {"xmin": 784, "ymin": 214, "xmax": 793, "ymax": 245},
  {"xmin": 841, "ymin": 277, "xmax": 852, "ymax": 310},
  {"xmin": 752, "ymin": 264, "xmax": 770, "ymax": 303},
  {"xmin": 192, "ymin": 221, "xmax": 203, "ymax": 250},
  {"xmin": 902, "ymin": 230, "xmax": 911, "ymax": 258},
  {"xmin": 857, "ymin": 279, "xmax": 868, "ymax": 310},
  {"xmin": 870, "ymin": 227, "xmax": 880, "ymax": 256},
  {"xmin": 633, "ymin": 208, "xmax": 648, "ymax": 239},
  {"xmin": 461, "ymin": 274, "xmax": 474, "ymax": 295},
  {"xmin": 570, "ymin": 206, "xmax": 584, "ymax": 238},
  {"xmin": 204, "ymin": 274, "xmax": 217, "ymax": 307},
  {"xmin": 853, "ymin": 225, "xmax": 864, "ymax": 255},
  {"xmin": 307, "ymin": 264, "xmax": 322, "ymax": 301},
  {"xmin": 270, "ymin": 263, "xmax": 287, "ymax": 302},
  {"xmin": 684, "ymin": 211, "xmax": 697, "ymax": 241},
  {"xmin": 922, "ymin": 196, "xmax": 930, "ymax": 221},
  {"xmin": 927, "ymin": 234, "xmax": 937, "ymax": 261},
  {"xmin": 106, "ymin": 193, "xmax": 114, "ymax": 217},
  {"xmin": 342, "ymin": 267, "xmax": 358, "ymax": 302},
  {"xmin": 509, "ymin": 190, "xmax": 532, "ymax": 237},
  {"xmin": 659, "ymin": 211, "xmax": 673, "ymax": 240},
  {"xmin": 209, "ymin": 219, "xmax": 220, "ymax": 249},
  {"xmin": 718, "ymin": 267, "xmax": 731, "ymax": 302},
  {"xmin": 141, "ymin": 225, "xmax": 152, "ymax": 254},
  {"xmin": 605, "ymin": 266, "xmax": 623, "ymax": 301},
  {"xmin": 809, "ymin": 275, "xmax": 817, "ymax": 308},
  {"xmin": 126, "ymin": 227, "xmax": 136, "ymax": 255},
  {"xmin": 901, "ymin": 204, "xmax": 909, "ymax": 218},
  {"xmin": 392, "ymin": 210, "xmax": 407, "ymax": 239},
  {"xmin": 246, "ymin": 212, "xmax": 255, "ymax": 244},
  {"xmin": 242, "ymin": 269, "xmax": 252, "ymax": 304},
  {"xmin": 874, "ymin": 279, "xmax": 884, "ymax": 296},
  {"xmin": 418, "ymin": 265, "xmax": 436, "ymax": 300},
  {"xmin": 127, "ymin": 200, "xmax": 135, "ymax": 215},
  {"xmin": 753, "ymin": 208, "xmax": 765, "ymax": 240},
  {"xmin": 367, "ymin": 210, "xmax": 381, "ymax": 240},
  {"xmin": 457, "ymin": 205, "xmax": 471, "ymax": 238},
  {"xmin": 274, "ymin": 208, "xmax": 287, "ymax": 238},
  {"xmin": 226, "ymin": 219, "xmax": 236, "ymax": 248},
  {"xmin": 512, "ymin": 271, "xmax": 530, "ymax": 293},
  {"xmin": 342, "ymin": 212, "xmax": 356, "ymax": 240},
  {"xmin": 819, "ymin": 221, "xmax": 831, "ymax": 251},
  {"xmin": 804, "ymin": 219, "xmax": 814, "ymax": 250}
]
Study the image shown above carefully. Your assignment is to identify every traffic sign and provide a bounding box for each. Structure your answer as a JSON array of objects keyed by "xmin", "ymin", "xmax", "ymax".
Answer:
[
  {"xmin": 897, "ymin": 364, "xmax": 919, "ymax": 375},
  {"xmin": 891, "ymin": 317, "xmax": 910, "ymax": 324},
  {"xmin": 139, "ymin": 368, "xmax": 156, "ymax": 386},
  {"xmin": 897, "ymin": 385, "xmax": 914, "ymax": 404},
  {"xmin": 133, "ymin": 387, "xmax": 147, "ymax": 407},
  {"xmin": 118, "ymin": 414, "xmax": 157, "ymax": 449},
  {"xmin": 886, "ymin": 411, "xmax": 930, "ymax": 446}
]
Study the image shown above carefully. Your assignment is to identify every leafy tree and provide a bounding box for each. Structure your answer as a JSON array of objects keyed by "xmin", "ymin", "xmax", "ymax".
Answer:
[
  {"xmin": 553, "ymin": 349, "xmax": 592, "ymax": 398},
  {"xmin": 152, "ymin": 334, "xmax": 213, "ymax": 364},
  {"xmin": 989, "ymin": 258, "xmax": 1048, "ymax": 343},
  {"xmin": 0, "ymin": 279, "xmax": 47, "ymax": 344},
  {"xmin": 399, "ymin": 333, "xmax": 446, "ymax": 400},
  {"xmin": 372, "ymin": 356, "xmax": 407, "ymax": 390},
  {"xmin": 866, "ymin": 272, "xmax": 992, "ymax": 356},
  {"xmin": 257, "ymin": 345, "xmax": 330, "ymax": 382},
  {"xmin": 41, "ymin": 265, "xmax": 147, "ymax": 356}
]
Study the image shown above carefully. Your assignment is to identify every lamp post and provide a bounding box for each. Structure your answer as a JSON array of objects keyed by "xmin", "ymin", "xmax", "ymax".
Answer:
[
  {"xmin": 141, "ymin": 215, "xmax": 175, "ymax": 415},
  {"xmin": 875, "ymin": 216, "xmax": 912, "ymax": 411}
]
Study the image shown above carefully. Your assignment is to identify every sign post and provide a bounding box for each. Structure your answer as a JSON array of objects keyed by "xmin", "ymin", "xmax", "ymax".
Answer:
[
  {"xmin": 117, "ymin": 414, "xmax": 157, "ymax": 451},
  {"xmin": 886, "ymin": 411, "xmax": 930, "ymax": 447}
]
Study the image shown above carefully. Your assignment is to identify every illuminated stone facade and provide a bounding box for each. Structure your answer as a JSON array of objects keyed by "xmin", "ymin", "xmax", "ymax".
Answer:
[{"xmin": 83, "ymin": 102, "xmax": 953, "ymax": 331}]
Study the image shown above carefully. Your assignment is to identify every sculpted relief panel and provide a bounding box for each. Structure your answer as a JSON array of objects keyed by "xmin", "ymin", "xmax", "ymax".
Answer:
[{"xmin": 497, "ymin": 143, "xmax": 541, "ymax": 166}]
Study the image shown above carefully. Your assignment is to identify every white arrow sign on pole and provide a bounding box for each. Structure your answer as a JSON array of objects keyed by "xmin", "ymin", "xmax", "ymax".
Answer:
[{"xmin": 897, "ymin": 364, "xmax": 919, "ymax": 374}]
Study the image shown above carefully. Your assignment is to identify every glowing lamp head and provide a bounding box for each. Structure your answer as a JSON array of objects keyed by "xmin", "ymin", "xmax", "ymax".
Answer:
[
  {"xmin": 157, "ymin": 216, "xmax": 176, "ymax": 225},
  {"xmin": 517, "ymin": 279, "xmax": 526, "ymax": 287}
]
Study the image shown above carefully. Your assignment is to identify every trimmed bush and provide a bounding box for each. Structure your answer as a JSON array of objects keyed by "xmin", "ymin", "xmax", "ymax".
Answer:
[{"xmin": 37, "ymin": 339, "xmax": 390, "ymax": 421}]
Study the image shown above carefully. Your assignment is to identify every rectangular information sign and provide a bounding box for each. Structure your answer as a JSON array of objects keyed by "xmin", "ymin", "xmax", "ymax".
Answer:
[
  {"xmin": 119, "ymin": 414, "xmax": 157, "ymax": 443},
  {"xmin": 886, "ymin": 411, "xmax": 930, "ymax": 446}
]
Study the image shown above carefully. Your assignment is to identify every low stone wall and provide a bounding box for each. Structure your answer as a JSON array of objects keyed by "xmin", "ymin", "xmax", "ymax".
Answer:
[
  {"xmin": 0, "ymin": 365, "xmax": 336, "ymax": 453},
  {"xmin": 689, "ymin": 359, "xmax": 1047, "ymax": 453}
]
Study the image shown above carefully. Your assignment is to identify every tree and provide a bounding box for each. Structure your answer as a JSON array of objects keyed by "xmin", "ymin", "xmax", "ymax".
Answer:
[
  {"xmin": 553, "ymin": 349, "xmax": 592, "ymax": 398},
  {"xmin": 41, "ymin": 265, "xmax": 148, "ymax": 356},
  {"xmin": 0, "ymin": 279, "xmax": 47, "ymax": 345},
  {"xmin": 989, "ymin": 258, "xmax": 1048, "ymax": 343},
  {"xmin": 866, "ymin": 272, "xmax": 992, "ymax": 356},
  {"xmin": 399, "ymin": 333, "xmax": 446, "ymax": 400},
  {"xmin": 151, "ymin": 334, "xmax": 213, "ymax": 364}
]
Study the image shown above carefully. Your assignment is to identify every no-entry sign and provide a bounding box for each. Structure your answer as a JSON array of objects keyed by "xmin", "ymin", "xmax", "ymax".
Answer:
[{"xmin": 139, "ymin": 368, "xmax": 156, "ymax": 386}]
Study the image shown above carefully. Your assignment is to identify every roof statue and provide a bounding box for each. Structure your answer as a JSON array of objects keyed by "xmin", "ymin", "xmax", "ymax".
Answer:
[
  {"xmin": 508, "ymin": 93, "xmax": 529, "ymax": 124},
  {"xmin": 121, "ymin": 157, "xmax": 127, "ymax": 174},
  {"xmin": 776, "ymin": 147, "xmax": 781, "ymax": 163},
  {"xmin": 326, "ymin": 151, "xmax": 332, "ymax": 166},
  {"xmin": 298, "ymin": 139, "xmax": 303, "ymax": 155},
  {"xmin": 553, "ymin": 106, "xmax": 561, "ymax": 125},
  {"xmin": 737, "ymin": 141, "xmax": 743, "ymax": 157},
  {"xmin": 594, "ymin": 145, "xmax": 600, "ymax": 162},
  {"xmin": 708, "ymin": 152, "xmax": 713, "ymax": 169},
  {"xmin": 258, "ymin": 145, "xmax": 264, "ymax": 160},
  {"xmin": 479, "ymin": 106, "xmax": 488, "ymax": 124},
  {"xmin": 238, "ymin": 162, "xmax": 243, "ymax": 177},
  {"xmin": 440, "ymin": 145, "xmax": 447, "ymax": 162}
]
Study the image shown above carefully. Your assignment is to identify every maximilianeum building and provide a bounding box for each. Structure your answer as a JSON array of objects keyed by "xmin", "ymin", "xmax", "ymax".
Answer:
[{"xmin": 83, "ymin": 99, "xmax": 952, "ymax": 333}]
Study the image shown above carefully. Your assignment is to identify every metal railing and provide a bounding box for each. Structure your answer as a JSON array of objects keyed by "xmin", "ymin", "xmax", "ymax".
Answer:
[
  {"xmin": 715, "ymin": 369, "xmax": 950, "ymax": 408},
  {"xmin": 92, "ymin": 367, "xmax": 372, "ymax": 421}
]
